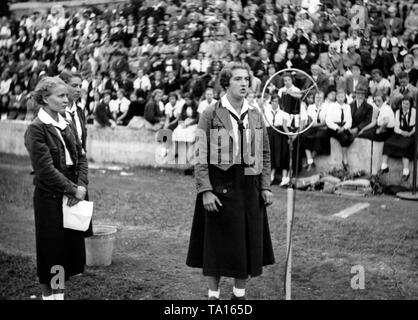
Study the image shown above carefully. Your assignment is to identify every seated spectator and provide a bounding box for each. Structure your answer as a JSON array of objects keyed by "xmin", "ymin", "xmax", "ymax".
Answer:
[
  {"xmin": 133, "ymin": 69, "xmax": 151, "ymax": 93},
  {"xmin": 306, "ymin": 64, "xmax": 329, "ymax": 93},
  {"xmin": 342, "ymin": 40, "xmax": 361, "ymax": 69},
  {"xmin": 118, "ymin": 70, "xmax": 134, "ymax": 96},
  {"xmin": 94, "ymin": 91, "xmax": 116, "ymax": 129},
  {"xmin": 403, "ymin": 54, "xmax": 418, "ymax": 87},
  {"xmin": 164, "ymin": 71, "xmax": 181, "ymax": 95},
  {"xmin": 164, "ymin": 92, "xmax": 184, "ymax": 131},
  {"xmin": 172, "ymin": 95, "xmax": 198, "ymax": 164},
  {"xmin": 144, "ymin": 89, "xmax": 165, "ymax": 131},
  {"xmin": 360, "ymin": 92, "xmax": 395, "ymax": 142},
  {"xmin": 109, "ymin": 89, "xmax": 130, "ymax": 123},
  {"xmin": 369, "ymin": 69, "xmax": 391, "ymax": 98},
  {"xmin": 338, "ymin": 64, "xmax": 368, "ymax": 100},
  {"xmin": 197, "ymin": 87, "xmax": 217, "ymax": 114},
  {"xmin": 190, "ymin": 51, "xmax": 211, "ymax": 75},
  {"xmin": 404, "ymin": 4, "xmax": 418, "ymax": 34},
  {"xmin": 380, "ymin": 97, "xmax": 416, "ymax": 181},
  {"xmin": 348, "ymin": 85, "xmax": 374, "ymax": 143},
  {"xmin": 7, "ymin": 84, "xmax": 27, "ymax": 120},
  {"xmin": 0, "ymin": 92, "xmax": 10, "ymax": 120},
  {"xmin": 363, "ymin": 43, "xmax": 384, "ymax": 78},
  {"xmin": 302, "ymin": 91, "xmax": 331, "ymax": 171},
  {"xmin": 317, "ymin": 42, "xmax": 343, "ymax": 85},
  {"xmin": 326, "ymin": 89, "xmax": 353, "ymax": 171},
  {"xmin": 383, "ymin": 43, "xmax": 404, "ymax": 78},
  {"xmin": 390, "ymin": 71, "xmax": 418, "ymax": 110}
]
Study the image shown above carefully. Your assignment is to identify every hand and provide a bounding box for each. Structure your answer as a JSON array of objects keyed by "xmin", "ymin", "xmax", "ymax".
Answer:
[
  {"xmin": 67, "ymin": 197, "xmax": 81, "ymax": 207},
  {"xmin": 261, "ymin": 190, "xmax": 273, "ymax": 207},
  {"xmin": 74, "ymin": 186, "xmax": 87, "ymax": 201},
  {"xmin": 202, "ymin": 191, "xmax": 222, "ymax": 213},
  {"xmin": 337, "ymin": 127, "xmax": 345, "ymax": 133}
]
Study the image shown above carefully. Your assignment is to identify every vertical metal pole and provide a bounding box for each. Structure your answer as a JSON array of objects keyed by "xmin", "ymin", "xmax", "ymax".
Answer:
[
  {"xmin": 286, "ymin": 187, "xmax": 294, "ymax": 300},
  {"xmin": 370, "ymin": 140, "xmax": 374, "ymax": 175},
  {"xmin": 285, "ymin": 137, "xmax": 294, "ymax": 300}
]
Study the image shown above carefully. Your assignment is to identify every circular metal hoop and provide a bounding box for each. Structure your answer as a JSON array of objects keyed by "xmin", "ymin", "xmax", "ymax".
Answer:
[{"xmin": 260, "ymin": 68, "xmax": 319, "ymax": 137}]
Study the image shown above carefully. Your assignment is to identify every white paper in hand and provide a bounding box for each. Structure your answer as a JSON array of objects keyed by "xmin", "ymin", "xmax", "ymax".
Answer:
[{"xmin": 63, "ymin": 196, "xmax": 93, "ymax": 231}]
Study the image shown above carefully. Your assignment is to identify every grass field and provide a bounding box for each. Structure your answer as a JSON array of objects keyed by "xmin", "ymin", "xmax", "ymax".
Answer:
[{"xmin": 0, "ymin": 153, "xmax": 417, "ymax": 300}]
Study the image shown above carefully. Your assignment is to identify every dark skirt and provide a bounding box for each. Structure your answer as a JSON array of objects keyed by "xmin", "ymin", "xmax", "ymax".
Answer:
[
  {"xmin": 301, "ymin": 126, "xmax": 331, "ymax": 155},
  {"xmin": 186, "ymin": 165, "xmax": 275, "ymax": 278},
  {"xmin": 383, "ymin": 133, "xmax": 415, "ymax": 159},
  {"xmin": 33, "ymin": 167, "xmax": 87, "ymax": 285},
  {"xmin": 359, "ymin": 127, "xmax": 394, "ymax": 142},
  {"xmin": 267, "ymin": 126, "xmax": 301, "ymax": 172},
  {"xmin": 328, "ymin": 128, "xmax": 355, "ymax": 147}
]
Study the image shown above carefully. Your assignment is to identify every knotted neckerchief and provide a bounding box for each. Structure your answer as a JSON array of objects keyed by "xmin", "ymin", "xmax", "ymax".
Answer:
[{"xmin": 227, "ymin": 109, "xmax": 251, "ymax": 167}]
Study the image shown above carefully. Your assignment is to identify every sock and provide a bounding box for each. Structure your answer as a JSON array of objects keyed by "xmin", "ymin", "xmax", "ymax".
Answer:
[
  {"xmin": 307, "ymin": 158, "xmax": 314, "ymax": 165},
  {"xmin": 233, "ymin": 286, "xmax": 245, "ymax": 297},
  {"xmin": 403, "ymin": 168, "xmax": 409, "ymax": 175},
  {"xmin": 53, "ymin": 293, "xmax": 64, "ymax": 300},
  {"xmin": 381, "ymin": 163, "xmax": 388, "ymax": 170},
  {"xmin": 208, "ymin": 289, "xmax": 220, "ymax": 299},
  {"xmin": 42, "ymin": 295, "xmax": 54, "ymax": 300}
]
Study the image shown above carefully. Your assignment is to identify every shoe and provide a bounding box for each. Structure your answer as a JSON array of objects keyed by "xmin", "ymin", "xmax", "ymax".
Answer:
[
  {"xmin": 279, "ymin": 177, "xmax": 290, "ymax": 187},
  {"xmin": 378, "ymin": 167, "xmax": 389, "ymax": 175},
  {"xmin": 231, "ymin": 293, "xmax": 246, "ymax": 300},
  {"xmin": 402, "ymin": 173, "xmax": 410, "ymax": 181},
  {"xmin": 208, "ymin": 296, "xmax": 219, "ymax": 300}
]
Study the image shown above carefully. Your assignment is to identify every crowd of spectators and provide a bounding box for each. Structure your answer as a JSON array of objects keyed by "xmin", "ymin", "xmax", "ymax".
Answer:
[{"xmin": 0, "ymin": 0, "xmax": 417, "ymax": 179}]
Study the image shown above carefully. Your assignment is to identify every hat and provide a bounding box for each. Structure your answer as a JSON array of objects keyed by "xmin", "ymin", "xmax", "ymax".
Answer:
[
  {"xmin": 410, "ymin": 44, "xmax": 418, "ymax": 53},
  {"xmin": 388, "ymin": 6, "xmax": 396, "ymax": 13},
  {"xmin": 355, "ymin": 86, "xmax": 368, "ymax": 94},
  {"xmin": 265, "ymin": 30, "xmax": 274, "ymax": 36},
  {"xmin": 346, "ymin": 40, "xmax": 356, "ymax": 48},
  {"xmin": 245, "ymin": 29, "xmax": 254, "ymax": 35},
  {"xmin": 371, "ymin": 68, "xmax": 383, "ymax": 75}
]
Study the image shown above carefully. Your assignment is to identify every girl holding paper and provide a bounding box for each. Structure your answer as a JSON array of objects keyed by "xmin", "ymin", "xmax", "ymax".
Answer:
[{"xmin": 24, "ymin": 77, "xmax": 89, "ymax": 300}]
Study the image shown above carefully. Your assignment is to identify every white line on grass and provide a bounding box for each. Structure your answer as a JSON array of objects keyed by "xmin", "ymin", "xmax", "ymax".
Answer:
[{"xmin": 333, "ymin": 203, "xmax": 370, "ymax": 219}]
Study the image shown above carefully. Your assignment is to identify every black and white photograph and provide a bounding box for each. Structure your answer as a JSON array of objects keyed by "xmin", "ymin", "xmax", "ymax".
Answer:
[{"xmin": 0, "ymin": 0, "xmax": 417, "ymax": 306}]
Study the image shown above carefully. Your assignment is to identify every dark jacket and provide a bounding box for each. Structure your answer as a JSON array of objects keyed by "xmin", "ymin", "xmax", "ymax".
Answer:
[
  {"xmin": 350, "ymin": 100, "xmax": 374, "ymax": 131},
  {"xmin": 144, "ymin": 99, "xmax": 164, "ymax": 124},
  {"xmin": 24, "ymin": 117, "xmax": 88, "ymax": 197},
  {"xmin": 94, "ymin": 102, "xmax": 114, "ymax": 127}
]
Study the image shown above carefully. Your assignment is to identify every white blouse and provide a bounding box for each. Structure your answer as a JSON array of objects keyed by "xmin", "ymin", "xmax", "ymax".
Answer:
[
  {"xmin": 376, "ymin": 103, "xmax": 395, "ymax": 128},
  {"xmin": 325, "ymin": 102, "xmax": 352, "ymax": 131}
]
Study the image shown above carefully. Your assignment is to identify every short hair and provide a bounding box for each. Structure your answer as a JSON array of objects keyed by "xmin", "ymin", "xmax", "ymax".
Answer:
[
  {"xmin": 398, "ymin": 71, "xmax": 409, "ymax": 79},
  {"xmin": 373, "ymin": 90, "xmax": 386, "ymax": 101},
  {"xmin": 32, "ymin": 76, "xmax": 67, "ymax": 107},
  {"xmin": 59, "ymin": 69, "xmax": 82, "ymax": 84},
  {"xmin": 219, "ymin": 62, "xmax": 252, "ymax": 89},
  {"xmin": 168, "ymin": 91, "xmax": 177, "ymax": 99},
  {"xmin": 372, "ymin": 68, "xmax": 383, "ymax": 76}
]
